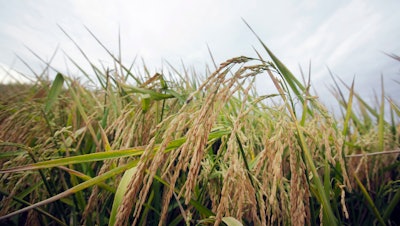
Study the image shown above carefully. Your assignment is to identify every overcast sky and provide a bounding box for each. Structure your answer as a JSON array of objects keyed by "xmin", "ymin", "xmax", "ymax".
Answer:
[{"xmin": 0, "ymin": 0, "xmax": 399, "ymax": 107}]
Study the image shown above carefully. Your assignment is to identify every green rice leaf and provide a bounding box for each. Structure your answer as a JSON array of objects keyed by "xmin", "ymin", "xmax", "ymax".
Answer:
[
  {"xmin": 109, "ymin": 167, "xmax": 137, "ymax": 226},
  {"xmin": 383, "ymin": 187, "xmax": 400, "ymax": 222},
  {"xmin": 222, "ymin": 217, "xmax": 243, "ymax": 226},
  {"xmin": 125, "ymin": 86, "xmax": 175, "ymax": 100},
  {"xmin": 0, "ymin": 130, "xmax": 230, "ymax": 173},
  {"xmin": 387, "ymin": 97, "xmax": 400, "ymax": 117},
  {"xmin": 355, "ymin": 174, "xmax": 386, "ymax": 226},
  {"xmin": 45, "ymin": 73, "xmax": 64, "ymax": 113},
  {"xmin": 0, "ymin": 150, "xmax": 26, "ymax": 158},
  {"xmin": 0, "ymin": 159, "xmax": 139, "ymax": 221},
  {"xmin": 378, "ymin": 76, "xmax": 385, "ymax": 151},
  {"xmin": 0, "ymin": 148, "xmax": 145, "ymax": 173},
  {"xmin": 0, "ymin": 189, "xmax": 67, "ymax": 226},
  {"xmin": 243, "ymin": 19, "xmax": 305, "ymax": 101},
  {"xmin": 296, "ymin": 126, "xmax": 338, "ymax": 225},
  {"xmin": 152, "ymin": 173, "xmax": 214, "ymax": 218},
  {"xmin": 141, "ymin": 94, "xmax": 151, "ymax": 112},
  {"xmin": 57, "ymin": 166, "xmax": 115, "ymax": 193},
  {"xmin": 342, "ymin": 79, "xmax": 355, "ymax": 137}
]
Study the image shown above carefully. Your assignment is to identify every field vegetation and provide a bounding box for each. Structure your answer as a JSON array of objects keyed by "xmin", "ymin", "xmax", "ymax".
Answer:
[{"xmin": 0, "ymin": 27, "xmax": 399, "ymax": 225}]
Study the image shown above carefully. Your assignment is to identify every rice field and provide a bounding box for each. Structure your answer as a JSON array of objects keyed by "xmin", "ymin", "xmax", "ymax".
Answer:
[{"xmin": 0, "ymin": 29, "xmax": 399, "ymax": 226}]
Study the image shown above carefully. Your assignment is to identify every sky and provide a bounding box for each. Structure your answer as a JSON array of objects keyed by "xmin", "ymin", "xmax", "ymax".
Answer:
[{"xmin": 0, "ymin": 0, "xmax": 399, "ymax": 108}]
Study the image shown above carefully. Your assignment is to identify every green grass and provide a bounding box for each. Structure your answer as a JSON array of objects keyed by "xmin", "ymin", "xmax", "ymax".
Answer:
[{"xmin": 0, "ymin": 28, "xmax": 399, "ymax": 226}]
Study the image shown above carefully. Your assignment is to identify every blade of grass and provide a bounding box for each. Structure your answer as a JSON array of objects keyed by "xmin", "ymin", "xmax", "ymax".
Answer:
[
  {"xmin": 24, "ymin": 44, "xmax": 60, "ymax": 80},
  {"xmin": 58, "ymin": 25, "xmax": 108, "ymax": 88},
  {"xmin": 125, "ymin": 86, "xmax": 175, "ymax": 101},
  {"xmin": 1, "ymin": 130, "xmax": 230, "ymax": 173},
  {"xmin": 387, "ymin": 97, "xmax": 400, "ymax": 117},
  {"xmin": 109, "ymin": 166, "xmax": 137, "ymax": 226},
  {"xmin": 0, "ymin": 159, "xmax": 140, "ymax": 221},
  {"xmin": 0, "ymin": 147, "xmax": 145, "ymax": 173},
  {"xmin": 44, "ymin": 73, "xmax": 64, "ymax": 113},
  {"xmin": 151, "ymin": 173, "xmax": 214, "ymax": 218},
  {"xmin": 243, "ymin": 19, "xmax": 306, "ymax": 102},
  {"xmin": 342, "ymin": 79, "xmax": 355, "ymax": 138},
  {"xmin": 354, "ymin": 174, "xmax": 386, "ymax": 226},
  {"xmin": 382, "ymin": 187, "xmax": 400, "ymax": 222},
  {"xmin": 337, "ymin": 76, "xmax": 385, "ymax": 121},
  {"xmin": 0, "ymin": 189, "xmax": 67, "ymax": 226},
  {"xmin": 139, "ymin": 191, "xmax": 158, "ymax": 225},
  {"xmin": 57, "ymin": 166, "xmax": 115, "ymax": 193},
  {"xmin": 84, "ymin": 26, "xmax": 142, "ymax": 85},
  {"xmin": 222, "ymin": 217, "xmax": 244, "ymax": 226},
  {"xmin": 0, "ymin": 150, "xmax": 26, "ymax": 158},
  {"xmin": 66, "ymin": 79, "xmax": 100, "ymax": 148},
  {"xmin": 296, "ymin": 125, "xmax": 338, "ymax": 225},
  {"xmin": 378, "ymin": 75, "xmax": 385, "ymax": 151}
]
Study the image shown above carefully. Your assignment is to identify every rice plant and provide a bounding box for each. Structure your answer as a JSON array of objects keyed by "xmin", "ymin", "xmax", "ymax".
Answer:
[{"xmin": 0, "ymin": 27, "xmax": 399, "ymax": 226}]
